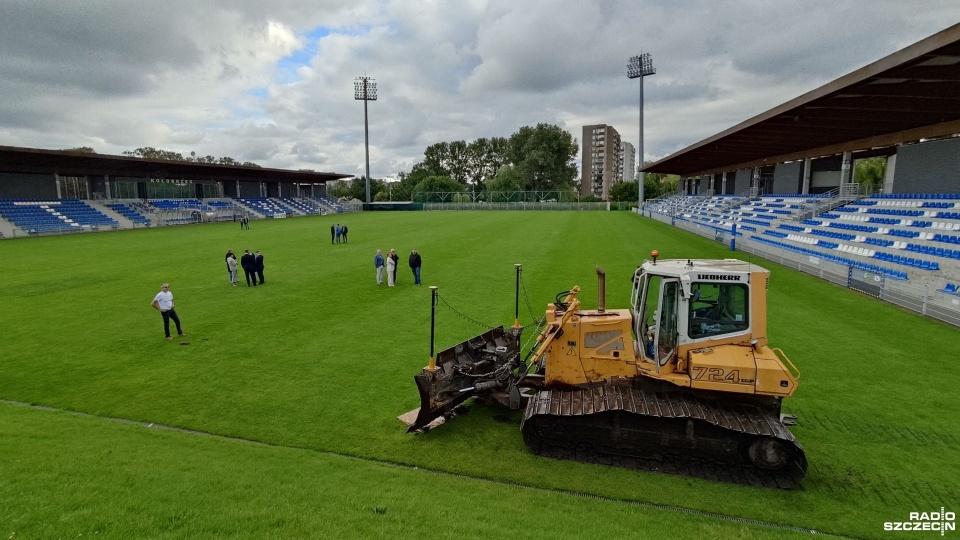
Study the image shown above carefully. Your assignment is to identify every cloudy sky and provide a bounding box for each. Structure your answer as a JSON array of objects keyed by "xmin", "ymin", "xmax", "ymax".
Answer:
[{"xmin": 1, "ymin": 1, "xmax": 958, "ymax": 179}]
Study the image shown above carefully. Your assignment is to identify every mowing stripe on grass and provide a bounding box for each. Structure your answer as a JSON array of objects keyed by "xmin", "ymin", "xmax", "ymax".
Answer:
[{"xmin": 0, "ymin": 399, "xmax": 857, "ymax": 539}]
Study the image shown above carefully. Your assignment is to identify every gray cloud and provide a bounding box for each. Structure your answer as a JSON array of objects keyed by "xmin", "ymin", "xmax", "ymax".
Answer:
[{"xmin": 0, "ymin": 0, "xmax": 958, "ymax": 176}]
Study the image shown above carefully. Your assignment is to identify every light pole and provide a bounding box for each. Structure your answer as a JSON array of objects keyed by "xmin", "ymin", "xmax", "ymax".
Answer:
[
  {"xmin": 627, "ymin": 53, "xmax": 655, "ymax": 211},
  {"xmin": 354, "ymin": 76, "xmax": 378, "ymax": 203}
]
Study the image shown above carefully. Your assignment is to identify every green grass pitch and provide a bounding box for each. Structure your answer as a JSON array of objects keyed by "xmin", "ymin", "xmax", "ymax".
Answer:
[{"xmin": 1, "ymin": 211, "xmax": 957, "ymax": 539}]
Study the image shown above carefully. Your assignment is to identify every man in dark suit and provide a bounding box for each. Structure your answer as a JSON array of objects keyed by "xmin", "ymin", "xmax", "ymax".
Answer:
[
  {"xmin": 254, "ymin": 250, "xmax": 265, "ymax": 285},
  {"xmin": 241, "ymin": 249, "xmax": 256, "ymax": 287},
  {"xmin": 330, "ymin": 224, "xmax": 335, "ymax": 244}
]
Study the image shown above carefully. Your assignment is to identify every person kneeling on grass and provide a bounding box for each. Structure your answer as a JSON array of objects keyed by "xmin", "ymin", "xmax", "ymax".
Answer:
[{"xmin": 151, "ymin": 283, "xmax": 186, "ymax": 340}]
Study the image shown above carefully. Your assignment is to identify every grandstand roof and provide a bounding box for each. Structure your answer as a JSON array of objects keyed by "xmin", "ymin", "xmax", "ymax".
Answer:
[
  {"xmin": 645, "ymin": 22, "xmax": 960, "ymax": 176},
  {"xmin": 0, "ymin": 145, "xmax": 351, "ymax": 184}
]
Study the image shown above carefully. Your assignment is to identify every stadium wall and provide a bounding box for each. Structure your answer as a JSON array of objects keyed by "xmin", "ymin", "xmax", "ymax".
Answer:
[
  {"xmin": 734, "ymin": 169, "xmax": 751, "ymax": 192},
  {"xmin": 894, "ymin": 138, "xmax": 960, "ymax": 194},
  {"xmin": 809, "ymin": 155, "xmax": 842, "ymax": 194},
  {"xmin": 773, "ymin": 161, "xmax": 803, "ymax": 194},
  {"xmin": 695, "ymin": 176, "xmax": 708, "ymax": 194},
  {"xmin": 0, "ymin": 173, "xmax": 57, "ymax": 199}
]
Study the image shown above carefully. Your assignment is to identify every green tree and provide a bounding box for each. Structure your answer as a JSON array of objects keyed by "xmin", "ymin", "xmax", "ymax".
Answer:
[
  {"xmin": 610, "ymin": 180, "xmax": 638, "ymax": 202},
  {"xmin": 414, "ymin": 175, "xmax": 461, "ymax": 193},
  {"xmin": 465, "ymin": 136, "xmax": 508, "ymax": 190},
  {"xmin": 855, "ymin": 157, "xmax": 886, "ymax": 192},
  {"xmin": 447, "ymin": 140, "xmax": 469, "ymax": 185},
  {"xmin": 506, "ymin": 124, "xmax": 578, "ymax": 190},
  {"xmin": 388, "ymin": 172, "xmax": 419, "ymax": 201},
  {"xmin": 124, "ymin": 147, "xmax": 186, "ymax": 161},
  {"xmin": 61, "ymin": 146, "xmax": 96, "ymax": 154},
  {"xmin": 485, "ymin": 165, "xmax": 524, "ymax": 202},
  {"xmin": 638, "ymin": 162, "xmax": 680, "ymax": 200},
  {"xmin": 122, "ymin": 147, "xmax": 260, "ymax": 167},
  {"xmin": 328, "ymin": 179, "xmax": 352, "ymax": 199},
  {"xmin": 421, "ymin": 142, "xmax": 451, "ymax": 177},
  {"xmin": 485, "ymin": 165, "xmax": 523, "ymax": 191},
  {"xmin": 335, "ymin": 176, "xmax": 384, "ymax": 201}
]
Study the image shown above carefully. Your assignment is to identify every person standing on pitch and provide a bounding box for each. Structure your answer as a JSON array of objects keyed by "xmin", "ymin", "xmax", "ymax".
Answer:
[
  {"xmin": 224, "ymin": 250, "xmax": 234, "ymax": 283},
  {"xmin": 409, "ymin": 249, "xmax": 422, "ymax": 286},
  {"xmin": 389, "ymin": 248, "xmax": 399, "ymax": 285},
  {"xmin": 151, "ymin": 283, "xmax": 186, "ymax": 340},
  {"xmin": 227, "ymin": 252, "xmax": 238, "ymax": 286},
  {"xmin": 254, "ymin": 250, "xmax": 265, "ymax": 285},
  {"xmin": 374, "ymin": 249, "xmax": 385, "ymax": 285},
  {"xmin": 386, "ymin": 249, "xmax": 397, "ymax": 287},
  {"xmin": 330, "ymin": 224, "xmax": 335, "ymax": 245},
  {"xmin": 341, "ymin": 223, "xmax": 348, "ymax": 243},
  {"xmin": 241, "ymin": 249, "xmax": 256, "ymax": 287}
]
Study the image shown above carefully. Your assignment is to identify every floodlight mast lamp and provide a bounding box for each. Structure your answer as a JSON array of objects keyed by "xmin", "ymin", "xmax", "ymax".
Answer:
[
  {"xmin": 354, "ymin": 76, "xmax": 378, "ymax": 203},
  {"xmin": 627, "ymin": 53, "xmax": 655, "ymax": 211}
]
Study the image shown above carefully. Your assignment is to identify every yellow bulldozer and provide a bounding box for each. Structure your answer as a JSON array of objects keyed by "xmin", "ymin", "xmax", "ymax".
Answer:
[{"xmin": 402, "ymin": 256, "xmax": 807, "ymax": 488}]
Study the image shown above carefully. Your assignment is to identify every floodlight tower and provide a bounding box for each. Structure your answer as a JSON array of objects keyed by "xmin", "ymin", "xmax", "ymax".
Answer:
[
  {"xmin": 354, "ymin": 76, "xmax": 378, "ymax": 203},
  {"xmin": 627, "ymin": 53, "xmax": 655, "ymax": 210}
]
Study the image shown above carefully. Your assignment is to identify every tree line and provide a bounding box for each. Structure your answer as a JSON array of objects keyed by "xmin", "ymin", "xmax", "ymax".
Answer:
[
  {"xmin": 330, "ymin": 123, "xmax": 580, "ymax": 202},
  {"xmin": 330, "ymin": 126, "xmax": 683, "ymax": 203},
  {"xmin": 122, "ymin": 147, "xmax": 261, "ymax": 168},
  {"xmin": 60, "ymin": 146, "xmax": 261, "ymax": 168}
]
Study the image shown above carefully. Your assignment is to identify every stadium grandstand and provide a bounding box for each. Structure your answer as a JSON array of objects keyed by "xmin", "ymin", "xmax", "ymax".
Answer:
[
  {"xmin": 641, "ymin": 22, "xmax": 960, "ymax": 327},
  {"xmin": 0, "ymin": 145, "xmax": 352, "ymax": 236}
]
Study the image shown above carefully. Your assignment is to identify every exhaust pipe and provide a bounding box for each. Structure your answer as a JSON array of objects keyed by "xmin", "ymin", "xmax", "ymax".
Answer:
[{"xmin": 596, "ymin": 265, "xmax": 605, "ymax": 313}]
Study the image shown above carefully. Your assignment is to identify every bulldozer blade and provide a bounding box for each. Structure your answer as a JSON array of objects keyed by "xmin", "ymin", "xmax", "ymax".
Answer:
[
  {"xmin": 397, "ymin": 407, "xmax": 447, "ymax": 431},
  {"xmin": 406, "ymin": 326, "xmax": 522, "ymax": 433}
]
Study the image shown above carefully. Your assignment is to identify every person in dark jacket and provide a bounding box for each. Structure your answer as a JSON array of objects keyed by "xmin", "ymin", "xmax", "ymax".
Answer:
[
  {"xmin": 241, "ymin": 249, "xmax": 256, "ymax": 287},
  {"xmin": 330, "ymin": 224, "xmax": 335, "ymax": 244},
  {"xmin": 254, "ymin": 250, "xmax": 265, "ymax": 285},
  {"xmin": 409, "ymin": 249, "xmax": 422, "ymax": 286},
  {"xmin": 341, "ymin": 223, "xmax": 348, "ymax": 243}
]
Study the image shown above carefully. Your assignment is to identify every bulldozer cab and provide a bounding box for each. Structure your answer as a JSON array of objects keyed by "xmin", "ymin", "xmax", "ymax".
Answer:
[{"xmin": 631, "ymin": 259, "xmax": 759, "ymax": 374}]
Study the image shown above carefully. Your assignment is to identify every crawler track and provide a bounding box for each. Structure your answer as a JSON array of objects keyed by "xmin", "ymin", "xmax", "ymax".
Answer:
[{"xmin": 521, "ymin": 382, "xmax": 807, "ymax": 488}]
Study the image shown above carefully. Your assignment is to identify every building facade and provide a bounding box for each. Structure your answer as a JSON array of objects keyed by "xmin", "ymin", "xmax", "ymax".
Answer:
[
  {"xmin": 621, "ymin": 141, "xmax": 636, "ymax": 183},
  {"xmin": 580, "ymin": 124, "xmax": 622, "ymax": 200}
]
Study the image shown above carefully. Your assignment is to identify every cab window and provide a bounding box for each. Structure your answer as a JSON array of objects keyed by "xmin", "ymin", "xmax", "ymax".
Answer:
[{"xmin": 688, "ymin": 282, "xmax": 749, "ymax": 338}]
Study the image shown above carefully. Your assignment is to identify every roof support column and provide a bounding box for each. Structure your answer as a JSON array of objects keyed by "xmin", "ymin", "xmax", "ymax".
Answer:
[
  {"xmin": 839, "ymin": 151, "xmax": 854, "ymax": 198},
  {"xmin": 721, "ymin": 172, "xmax": 727, "ymax": 195},
  {"xmin": 840, "ymin": 151, "xmax": 852, "ymax": 186},
  {"xmin": 802, "ymin": 158, "xmax": 811, "ymax": 195},
  {"xmin": 883, "ymin": 154, "xmax": 897, "ymax": 194}
]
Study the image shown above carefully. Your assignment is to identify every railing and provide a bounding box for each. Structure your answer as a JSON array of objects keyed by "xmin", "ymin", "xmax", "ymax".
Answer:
[{"xmin": 651, "ymin": 211, "xmax": 960, "ymax": 328}]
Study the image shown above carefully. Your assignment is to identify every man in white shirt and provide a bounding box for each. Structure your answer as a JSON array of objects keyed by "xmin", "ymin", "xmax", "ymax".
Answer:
[{"xmin": 150, "ymin": 283, "xmax": 186, "ymax": 340}]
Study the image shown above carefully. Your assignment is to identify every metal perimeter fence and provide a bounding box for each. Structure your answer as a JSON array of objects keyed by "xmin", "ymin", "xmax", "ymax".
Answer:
[
  {"xmin": 414, "ymin": 191, "xmax": 636, "ymax": 211},
  {"xmin": 646, "ymin": 210, "xmax": 960, "ymax": 328},
  {"xmin": 422, "ymin": 201, "xmax": 623, "ymax": 211}
]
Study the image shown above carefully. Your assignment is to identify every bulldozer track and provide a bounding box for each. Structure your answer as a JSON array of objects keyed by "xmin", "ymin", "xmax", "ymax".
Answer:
[{"xmin": 522, "ymin": 384, "xmax": 807, "ymax": 489}]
